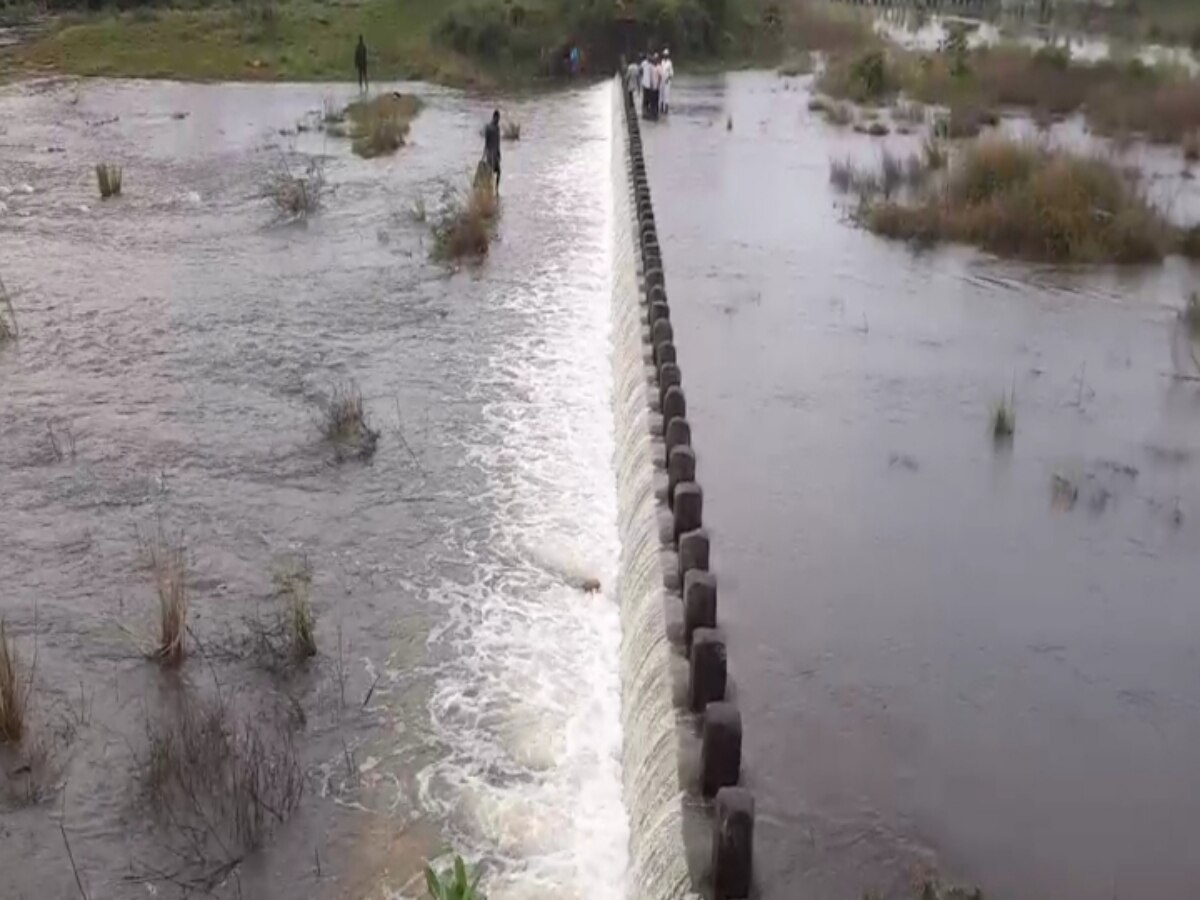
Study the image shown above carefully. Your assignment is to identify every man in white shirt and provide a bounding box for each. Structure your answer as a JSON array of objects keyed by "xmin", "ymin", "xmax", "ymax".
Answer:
[
  {"xmin": 660, "ymin": 48, "xmax": 674, "ymax": 115},
  {"xmin": 626, "ymin": 56, "xmax": 641, "ymax": 104}
]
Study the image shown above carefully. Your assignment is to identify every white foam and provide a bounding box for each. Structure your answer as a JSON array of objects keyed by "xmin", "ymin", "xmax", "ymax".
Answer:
[{"xmin": 417, "ymin": 83, "xmax": 630, "ymax": 900}]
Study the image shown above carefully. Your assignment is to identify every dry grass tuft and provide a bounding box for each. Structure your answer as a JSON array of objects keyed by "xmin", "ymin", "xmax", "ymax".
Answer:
[
  {"xmin": 501, "ymin": 119, "xmax": 521, "ymax": 141},
  {"xmin": 809, "ymin": 95, "xmax": 854, "ymax": 126},
  {"xmin": 141, "ymin": 691, "xmax": 303, "ymax": 876},
  {"xmin": 778, "ymin": 51, "xmax": 813, "ymax": 78},
  {"xmin": 345, "ymin": 92, "xmax": 422, "ymax": 159},
  {"xmin": 432, "ymin": 177, "xmax": 497, "ymax": 261},
  {"xmin": 265, "ymin": 156, "xmax": 325, "ymax": 219},
  {"xmin": 1184, "ymin": 130, "xmax": 1200, "ymax": 162},
  {"xmin": 817, "ymin": 48, "xmax": 900, "ymax": 104},
  {"xmin": 830, "ymin": 150, "xmax": 928, "ymax": 200},
  {"xmin": 0, "ymin": 274, "xmax": 17, "ymax": 344},
  {"xmin": 273, "ymin": 556, "xmax": 316, "ymax": 660},
  {"xmin": 0, "ymin": 620, "xmax": 29, "ymax": 743},
  {"xmin": 992, "ymin": 390, "xmax": 1016, "ymax": 441},
  {"xmin": 139, "ymin": 529, "xmax": 188, "ymax": 666},
  {"xmin": 322, "ymin": 382, "xmax": 379, "ymax": 460},
  {"xmin": 95, "ymin": 162, "xmax": 122, "ymax": 199},
  {"xmin": 865, "ymin": 138, "xmax": 1172, "ymax": 264}
]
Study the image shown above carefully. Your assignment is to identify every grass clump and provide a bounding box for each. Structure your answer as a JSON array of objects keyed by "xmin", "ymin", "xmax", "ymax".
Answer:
[
  {"xmin": 818, "ymin": 48, "xmax": 900, "ymax": 104},
  {"xmin": 141, "ymin": 692, "xmax": 303, "ymax": 875},
  {"xmin": 265, "ymin": 156, "xmax": 325, "ymax": 219},
  {"xmin": 424, "ymin": 854, "xmax": 484, "ymax": 900},
  {"xmin": 830, "ymin": 150, "xmax": 928, "ymax": 201},
  {"xmin": 142, "ymin": 531, "xmax": 188, "ymax": 666},
  {"xmin": 501, "ymin": 119, "xmax": 521, "ymax": 141},
  {"xmin": 344, "ymin": 92, "xmax": 422, "ymax": 158},
  {"xmin": 0, "ymin": 620, "xmax": 30, "ymax": 744},
  {"xmin": 778, "ymin": 51, "xmax": 813, "ymax": 78},
  {"xmin": 272, "ymin": 556, "xmax": 316, "ymax": 661},
  {"xmin": 809, "ymin": 95, "xmax": 854, "ymax": 127},
  {"xmin": 432, "ymin": 177, "xmax": 497, "ymax": 261},
  {"xmin": 322, "ymin": 382, "xmax": 379, "ymax": 461},
  {"xmin": 0, "ymin": 275, "xmax": 17, "ymax": 344},
  {"xmin": 992, "ymin": 389, "xmax": 1016, "ymax": 441},
  {"xmin": 1183, "ymin": 292, "xmax": 1200, "ymax": 338},
  {"xmin": 95, "ymin": 162, "xmax": 122, "ymax": 199},
  {"xmin": 865, "ymin": 139, "xmax": 1173, "ymax": 264}
]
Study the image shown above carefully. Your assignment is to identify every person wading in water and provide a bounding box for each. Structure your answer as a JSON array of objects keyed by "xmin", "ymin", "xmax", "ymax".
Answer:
[
  {"xmin": 354, "ymin": 35, "xmax": 368, "ymax": 92},
  {"xmin": 483, "ymin": 109, "xmax": 502, "ymax": 194}
]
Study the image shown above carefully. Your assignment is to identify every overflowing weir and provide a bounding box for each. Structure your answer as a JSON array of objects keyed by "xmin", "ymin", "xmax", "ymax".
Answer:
[{"xmin": 608, "ymin": 83, "xmax": 756, "ymax": 900}]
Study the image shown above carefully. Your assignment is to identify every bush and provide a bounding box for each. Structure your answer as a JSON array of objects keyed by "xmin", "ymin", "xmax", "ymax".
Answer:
[
  {"xmin": 432, "ymin": 176, "xmax": 497, "ymax": 261},
  {"xmin": 865, "ymin": 139, "xmax": 1173, "ymax": 264},
  {"xmin": 818, "ymin": 49, "xmax": 899, "ymax": 103},
  {"xmin": 321, "ymin": 382, "xmax": 379, "ymax": 461},
  {"xmin": 0, "ymin": 619, "xmax": 29, "ymax": 744},
  {"xmin": 0, "ymin": 274, "xmax": 17, "ymax": 344},
  {"xmin": 264, "ymin": 156, "xmax": 325, "ymax": 219},
  {"xmin": 344, "ymin": 93, "xmax": 422, "ymax": 159}
]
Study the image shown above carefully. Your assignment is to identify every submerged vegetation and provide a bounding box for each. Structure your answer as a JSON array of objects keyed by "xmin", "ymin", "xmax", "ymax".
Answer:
[
  {"xmin": 143, "ymin": 529, "xmax": 189, "ymax": 666},
  {"xmin": 862, "ymin": 139, "xmax": 1180, "ymax": 264},
  {"xmin": 265, "ymin": 156, "xmax": 325, "ymax": 219},
  {"xmin": 322, "ymin": 382, "xmax": 380, "ymax": 461},
  {"xmin": 432, "ymin": 176, "xmax": 498, "ymax": 261},
  {"xmin": 95, "ymin": 162, "xmax": 123, "ymax": 199},
  {"xmin": 0, "ymin": 619, "xmax": 29, "ymax": 744},
  {"xmin": 0, "ymin": 275, "xmax": 17, "ymax": 344},
  {"xmin": 992, "ymin": 389, "xmax": 1016, "ymax": 441},
  {"xmin": 344, "ymin": 92, "xmax": 422, "ymax": 158}
]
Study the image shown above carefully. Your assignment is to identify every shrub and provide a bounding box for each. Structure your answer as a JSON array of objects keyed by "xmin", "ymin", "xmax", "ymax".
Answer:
[
  {"xmin": 818, "ymin": 49, "xmax": 898, "ymax": 103},
  {"xmin": 501, "ymin": 120, "xmax": 521, "ymax": 141},
  {"xmin": 95, "ymin": 162, "xmax": 122, "ymax": 199},
  {"xmin": 273, "ymin": 556, "xmax": 316, "ymax": 660},
  {"xmin": 778, "ymin": 51, "xmax": 812, "ymax": 77},
  {"xmin": 344, "ymin": 93, "xmax": 422, "ymax": 159},
  {"xmin": 865, "ymin": 139, "xmax": 1173, "ymax": 264}
]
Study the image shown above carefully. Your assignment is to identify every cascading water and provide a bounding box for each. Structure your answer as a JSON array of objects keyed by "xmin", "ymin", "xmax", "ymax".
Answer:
[{"xmin": 608, "ymin": 85, "xmax": 698, "ymax": 900}]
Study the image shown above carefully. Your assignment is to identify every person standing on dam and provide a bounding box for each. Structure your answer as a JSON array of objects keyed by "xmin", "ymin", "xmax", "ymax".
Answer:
[
  {"xmin": 660, "ymin": 48, "xmax": 674, "ymax": 115},
  {"xmin": 483, "ymin": 109, "xmax": 502, "ymax": 193},
  {"xmin": 625, "ymin": 55, "xmax": 641, "ymax": 105},
  {"xmin": 354, "ymin": 35, "xmax": 369, "ymax": 92}
]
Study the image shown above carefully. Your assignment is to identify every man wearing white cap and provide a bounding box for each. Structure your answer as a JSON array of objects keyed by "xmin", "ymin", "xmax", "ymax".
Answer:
[{"xmin": 660, "ymin": 47, "xmax": 674, "ymax": 115}]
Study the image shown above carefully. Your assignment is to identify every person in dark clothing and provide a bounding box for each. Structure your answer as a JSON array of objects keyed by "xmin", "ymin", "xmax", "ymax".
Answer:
[
  {"xmin": 483, "ymin": 109, "xmax": 502, "ymax": 193},
  {"xmin": 354, "ymin": 35, "xmax": 368, "ymax": 92}
]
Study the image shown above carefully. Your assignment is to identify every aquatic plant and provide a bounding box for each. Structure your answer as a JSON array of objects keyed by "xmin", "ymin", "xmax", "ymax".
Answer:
[
  {"xmin": 95, "ymin": 162, "xmax": 122, "ymax": 199},
  {"xmin": 432, "ymin": 179, "xmax": 496, "ymax": 261},
  {"xmin": 0, "ymin": 619, "xmax": 29, "ymax": 743},
  {"xmin": 818, "ymin": 48, "xmax": 899, "ymax": 104},
  {"xmin": 344, "ymin": 92, "xmax": 422, "ymax": 158},
  {"xmin": 810, "ymin": 96, "xmax": 853, "ymax": 127},
  {"xmin": 1183, "ymin": 292, "xmax": 1200, "ymax": 338},
  {"xmin": 274, "ymin": 556, "xmax": 316, "ymax": 660},
  {"xmin": 265, "ymin": 156, "xmax": 325, "ymax": 219},
  {"xmin": 991, "ymin": 389, "xmax": 1016, "ymax": 441},
  {"xmin": 424, "ymin": 855, "xmax": 485, "ymax": 900},
  {"xmin": 893, "ymin": 100, "xmax": 926, "ymax": 126},
  {"xmin": 866, "ymin": 139, "xmax": 1173, "ymax": 264},
  {"xmin": 501, "ymin": 119, "xmax": 521, "ymax": 141},
  {"xmin": 409, "ymin": 195, "xmax": 428, "ymax": 223},
  {"xmin": 141, "ymin": 690, "xmax": 303, "ymax": 869},
  {"xmin": 0, "ymin": 274, "xmax": 17, "ymax": 344},
  {"xmin": 321, "ymin": 382, "xmax": 379, "ymax": 460},
  {"xmin": 922, "ymin": 137, "xmax": 947, "ymax": 171},
  {"xmin": 778, "ymin": 51, "xmax": 813, "ymax": 77},
  {"xmin": 1184, "ymin": 130, "xmax": 1200, "ymax": 162},
  {"xmin": 144, "ymin": 530, "xmax": 188, "ymax": 666},
  {"xmin": 829, "ymin": 150, "xmax": 927, "ymax": 201}
]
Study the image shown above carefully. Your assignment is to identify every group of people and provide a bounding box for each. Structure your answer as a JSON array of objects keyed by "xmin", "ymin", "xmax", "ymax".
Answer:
[{"xmin": 625, "ymin": 50, "xmax": 673, "ymax": 120}]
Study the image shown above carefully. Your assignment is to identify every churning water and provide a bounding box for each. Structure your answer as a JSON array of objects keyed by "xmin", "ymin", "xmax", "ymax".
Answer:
[{"xmin": 0, "ymin": 77, "xmax": 636, "ymax": 900}]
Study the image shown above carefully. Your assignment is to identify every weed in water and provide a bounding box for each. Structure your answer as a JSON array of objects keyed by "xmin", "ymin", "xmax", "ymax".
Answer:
[
  {"xmin": 140, "ymin": 690, "xmax": 303, "ymax": 878},
  {"xmin": 501, "ymin": 119, "xmax": 521, "ymax": 141},
  {"xmin": 0, "ymin": 619, "xmax": 29, "ymax": 743},
  {"xmin": 322, "ymin": 382, "xmax": 379, "ymax": 461},
  {"xmin": 140, "ymin": 528, "xmax": 187, "ymax": 666},
  {"xmin": 409, "ymin": 195, "xmax": 428, "ymax": 223},
  {"xmin": 726, "ymin": 114, "xmax": 733, "ymax": 131},
  {"xmin": 1184, "ymin": 130, "xmax": 1200, "ymax": 162},
  {"xmin": 322, "ymin": 95, "xmax": 345, "ymax": 125},
  {"xmin": 273, "ymin": 556, "xmax": 316, "ymax": 660},
  {"xmin": 0, "ymin": 274, "xmax": 17, "ymax": 344},
  {"xmin": 265, "ymin": 155, "xmax": 325, "ymax": 219},
  {"xmin": 344, "ymin": 92, "xmax": 422, "ymax": 158},
  {"xmin": 778, "ymin": 51, "xmax": 813, "ymax": 78},
  {"xmin": 432, "ymin": 178, "xmax": 497, "ymax": 261},
  {"xmin": 95, "ymin": 162, "xmax": 122, "ymax": 199},
  {"xmin": 893, "ymin": 100, "xmax": 926, "ymax": 126},
  {"xmin": 1182, "ymin": 292, "xmax": 1200, "ymax": 338},
  {"xmin": 922, "ymin": 137, "xmax": 947, "ymax": 171},
  {"xmin": 424, "ymin": 854, "xmax": 484, "ymax": 900},
  {"xmin": 992, "ymin": 389, "xmax": 1016, "ymax": 442}
]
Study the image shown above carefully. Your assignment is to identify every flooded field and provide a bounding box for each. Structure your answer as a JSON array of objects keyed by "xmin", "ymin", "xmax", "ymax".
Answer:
[
  {"xmin": 0, "ymin": 78, "xmax": 627, "ymax": 899},
  {"xmin": 642, "ymin": 71, "xmax": 1200, "ymax": 899}
]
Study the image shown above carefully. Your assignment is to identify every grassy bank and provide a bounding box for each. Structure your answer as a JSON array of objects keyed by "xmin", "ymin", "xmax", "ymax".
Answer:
[{"xmin": 4, "ymin": 0, "xmax": 782, "ymax": 85}]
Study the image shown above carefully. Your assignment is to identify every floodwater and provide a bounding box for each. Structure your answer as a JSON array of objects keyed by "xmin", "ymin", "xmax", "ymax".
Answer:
[
  {"xmin": 640, "ymin": 71, "xmax": 1200, "ymax": 899},
  {"xmin": 0, "ymin": 78, "xmax": 628, "ymax": 899}
]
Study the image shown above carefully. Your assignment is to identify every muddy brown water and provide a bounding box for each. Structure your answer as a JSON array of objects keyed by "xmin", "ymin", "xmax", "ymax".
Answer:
[
  {"xmin": 642, "ymin": 72, "xmax": 1200, "ymax": 900},
  {"xmin": 0, "ymin": 79, "xmax": 628, "ymax": 900}
]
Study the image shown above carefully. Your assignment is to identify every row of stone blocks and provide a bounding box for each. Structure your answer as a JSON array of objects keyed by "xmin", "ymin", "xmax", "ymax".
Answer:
[{"xmin": 621, "ymin": 87, "xmax": 754, "ymax": 900}]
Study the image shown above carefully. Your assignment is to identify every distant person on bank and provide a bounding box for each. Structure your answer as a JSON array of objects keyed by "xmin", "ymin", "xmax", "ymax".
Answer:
[
  {"xmin": 354, "ymin": 35, "xmax": 368, "ymax": 92},
  {"xmin": 660, "ymin": 48, "xmax": 674, "ymax": 114}
]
